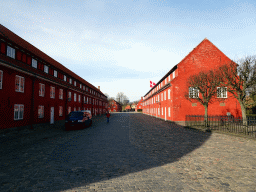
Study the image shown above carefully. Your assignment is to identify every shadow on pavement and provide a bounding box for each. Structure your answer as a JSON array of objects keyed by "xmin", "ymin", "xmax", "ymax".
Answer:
[{"xmin": 0, "ymin": 113, "xmax": 211, "ymax": 191}]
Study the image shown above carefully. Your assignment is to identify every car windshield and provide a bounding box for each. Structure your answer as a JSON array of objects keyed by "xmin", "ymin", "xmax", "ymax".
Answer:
[{"xmin": 68, "ymin": 112, "xmax": 83, "ymax": 118}]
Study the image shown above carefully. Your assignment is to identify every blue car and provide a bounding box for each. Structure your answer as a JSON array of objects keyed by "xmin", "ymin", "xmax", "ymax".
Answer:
[{"xmin": 65, "ymin": 110, "xmax": 92, "ymax": 131}]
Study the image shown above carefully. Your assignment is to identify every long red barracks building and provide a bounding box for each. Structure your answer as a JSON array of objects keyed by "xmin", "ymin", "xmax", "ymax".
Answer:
[
  {"xmin": 142, "ymin": 38, "xmax": 242, "ymax": 125},
  {"xmin": 0, "ymin": 24, "xmax": 108, "ymax": 130}
]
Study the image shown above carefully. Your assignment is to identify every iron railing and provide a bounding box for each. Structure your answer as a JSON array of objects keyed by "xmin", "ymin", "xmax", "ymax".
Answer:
[{"xmin": 185, "ymin": 115, "xmax": 256, "ymax": 138}]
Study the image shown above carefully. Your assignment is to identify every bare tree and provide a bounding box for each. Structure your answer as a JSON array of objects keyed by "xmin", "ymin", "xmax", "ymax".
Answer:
[
  {"xmin": 219, "ymin": 56, "xmax": 256, "ymax": 125},
  {"xmin": 116, "ymin": 92, "xmax": 129, "ymax": 105},
  {"xmin": 104, "ymin": 93, "xmax": 109, "ymax": 99},
  {"xmin": 185, "ymin": 69, "xmax": 222, "ymax": 127}
]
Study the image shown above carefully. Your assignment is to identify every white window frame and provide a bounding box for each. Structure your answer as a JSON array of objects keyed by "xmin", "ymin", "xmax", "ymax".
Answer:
[
  {"xmin": 54, "ymin": 70, "xmax": 57, "ymax": 77},
  {"xmin": 0, "ymin": 70, "xmax": 3, "ymax": 89},
  {"xmin": 74, "ymin": 81, "xmax": 76, "ymax": 86},
  {"xmin": 164, "ymin": 91, "xmax": 166, "ymax": 100},
  {"xmin": 168, "ymin": 89, "xmax": 171, "ymax": 100},
  {"xmin": 38, "ymin": 105, "xmax": 44, "ymax": 118},
  {"xmin": 74, "ymin": 93, "xmax": 77, "ymax": 102},
  {"xmin": 168, "ymin": 107, "xmax": 170, "ymax": 117},
  {"xmin": 50, "ymin": 86, "xmax": 55, "ymax": 98},
  {"xmin": 74, "ymin": 107, "xmax": 76, "ymax": 111},
  {"xmin": 189, "ymin": 87, "xmax": 199, "ymax": 98},
  {"xmin": 39, "ymin": 83, "xmax": 45, "ymax": 97},
  {"xmin": 217, "ymin": 87, "xmax": 227, "ymax": 98},
  {"xmin": 59, "ymin": 106, "xmax": 63, "ymax": 116},
  {"xmin": 59, "ymin": 89, "xmax": 63, "ymax": 99},
  {"xmin": 7, "ymin": 46, "xmax": 15, "ymax": 59},
  {"xmin": 83, "ymin": 85, "xmax": 85, "ymax": 90},
  {"xmin": 69, "ymin": 78, "xmax": 72, "ymax": 84},
  {"xmin": 80, "ymin": 84, "xmax": 82, "ymax": 89},
  {"xmin": 78, "ymin": 95, "xmax": 81, "ymax": 103},
  {"xmin": 44, "ymin": 65, "xmax": 49, "ymax": 73},
  {"xmin": 32, "ymin": 58, "xmax": 37, "ymax": 68},
  {"xmin": 173, "ymin": 71, "xmax": 175, "ymax": 79},
  {"xmin": 14, "ymin": 104, "xmax": 24, "ymax": 120},
  {"xmin": 64, "ymin": 75, "xmax": 66, "ymax": 81},
  {"xmin": 15, "ymin": 75, "xmax": 25, "ymax": 93}
]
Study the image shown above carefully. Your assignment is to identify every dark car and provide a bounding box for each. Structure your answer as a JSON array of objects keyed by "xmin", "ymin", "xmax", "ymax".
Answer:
[{"xmin": 65, "ymin": 110, "xmax": 92, "ymax": 131}]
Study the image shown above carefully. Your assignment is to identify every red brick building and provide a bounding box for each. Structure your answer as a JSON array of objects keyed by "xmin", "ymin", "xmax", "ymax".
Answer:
[
  {"xmin": 142, "ymin": 38, "xmax": 242, "ymax": 125},
  {"xmin": 135, "ymin": 97, "xmax": 143, "ymax": 112},
  {"xmin": 0, "ymin": 24, "xmax": 108, "ymax": 130},
  {"xmin": 108, "ymin": 100, "xmax": 122, "ymax": 112},
  {"xmin": 125, "ymin": 104, "xmax": 131, "ymax": 112}
]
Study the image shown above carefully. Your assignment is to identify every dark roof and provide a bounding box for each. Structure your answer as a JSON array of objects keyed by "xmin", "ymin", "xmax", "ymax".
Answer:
[{"xmin": 0, "ymin": 24, "xmax": 105, "ymax": 96}]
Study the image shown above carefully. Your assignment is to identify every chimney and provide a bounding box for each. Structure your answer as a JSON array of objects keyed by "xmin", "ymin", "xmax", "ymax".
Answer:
[{"xmin": 98, "ymin": 86, "xmax": 100, "ymax": 90}]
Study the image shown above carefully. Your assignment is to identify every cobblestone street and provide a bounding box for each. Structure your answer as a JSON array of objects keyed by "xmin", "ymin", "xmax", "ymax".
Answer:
[{"xmin": 1, "ymin": 113, "xmax": 256, "ymax": 191}]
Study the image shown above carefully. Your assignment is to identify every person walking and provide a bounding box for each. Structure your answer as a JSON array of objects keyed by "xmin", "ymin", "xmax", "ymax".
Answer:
[{"xmin": 106, "ymin": 111, "xmax": 111, "ymax": 123}]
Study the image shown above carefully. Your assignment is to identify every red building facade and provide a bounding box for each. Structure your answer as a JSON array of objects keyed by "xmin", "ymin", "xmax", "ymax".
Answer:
[
  {"xmin": 135, "ymin": 98, "xmax": 143, "ymax": 112},
  {"xmin": 108, "ymin": 100, "xmax": 122, "ymax": 112},
  {"xmin": 142, "ymin": 38, "xmax": 242, "ymax": 125},
  {"xmin": 0, "ymin": 24, "xmax": 108, "ymax": 130}
]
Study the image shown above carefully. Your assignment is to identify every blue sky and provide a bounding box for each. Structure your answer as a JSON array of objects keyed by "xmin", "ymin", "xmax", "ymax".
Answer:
[{"xmin": 1, "ymin": 0, "xmax": 256, "ymax": 102}]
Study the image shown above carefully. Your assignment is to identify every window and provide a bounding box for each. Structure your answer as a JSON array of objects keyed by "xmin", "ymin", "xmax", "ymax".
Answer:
[
  {"xmin": 78, "ymin": 95, "xmax": 81, "ymax": 103},
  {"xmin": 74, "ymin": 107, "xmax": 76, "ymax": 111},
  {"xmin": 83, "ymin": 85, "xmax": 85, "ymax": 90},
  {"xmin": 50, "ymin": 86, "xmax": 55, "ymax": 98},
  {"xmin": 54, "ymin": 70, "xmax": 57, "ymax": 77},
  {"xmin": 161, "ymin": 93, "xmax": 163, "ymax": 101},
  {"xmin": 14, "ymin": 104, "xmax": 24, "ymax": 120},
  {"xmin": 80, "ymin": 84, "xmax": 82, "ymax": 89},
  {"xmin": 68, "ymin": 91, "xmax": 71, "ymax": 100},
  {"xmin": 158, "ymin": 95, "xmax": 159, "ymax": 102},
  {"xmin": 39, "ymin": 83, "xmax": 45, "ymax": 97},
  {"xmin": 189, "ymin": 87, "xmax": 199, "ymax": 98},
  {"xmin": 158, "ymin": 108, "xmax": 160, "ymax": 115},
  {"xmin": 165, "ymin": 78, "xmax": 167, "ymax": 84},
  {"xmin": 7, "ymin": 46, "xmax": 15, "ymax": 59},
  {"xmin": 87, "ymin": 97, "xmax": 89, "ymax": 104},
  {"xmin": 164, "ymin": 91, "xmax": 166, "ymax": 100},
  {"xmin": 86, "ymin": 87, "xmax": 88, "ymax": 92},
  {"xmin": 32, "ymin": 58, "xmax": 37, "ymax": 68},
  {"xmin": 44, "ymin": 65, "xmax": 49, "ymax": 73},
  {"xmin": 59, "ymin": 106, "xmax": 63, "ymax": 116},
  {"xmin": 168, "ymin": 89, "xmax": 171, "ymax": 100},
  {"xmin": 15, "ymin": 75, "xmax": 25, "ymax": 93},
  {"xmin": 78, "ymin": 107, "xmax": 80, "ymax": 111},
  {"xmin": 162, "ymin": 108, "xmax": 163, "ymax": 115},
  {"xmin": 74, "ymin": 93, "xmax": 76, "ymax": 102},
  {"xmin": 69, "ymin": 78, "xmax": 72, "ymax": 84},
  {"xmin": 217, "ymin": 87, "xmax": 227, "ymax": 98},
  {"xmin": 64, "ymin": 75, "xmax": 66, "ymax": 81},
  {"xmin": 68, "ymin": 106, "xmax": 71, "ymax": 114},
  {"xmin": 38, "ymin": 105, "xmax": 44, "ymax": 118},
  {"xmin": 173, "ymin": 71, "xmax": 175, "ymax": 79},
  {"xmin": 168, "ymin": 107, "xmax": 170, "ymax": 117},
  {"xmin": 0, "ymin": 70, "xmax": 3, "ymax": 89},
  {"xmin": 74, "ymin": 81, "xmax": 76, "ymax": 86},
  {"xmin": 59, "ymin": 89, "xmax": 63, "ymax": 99}
]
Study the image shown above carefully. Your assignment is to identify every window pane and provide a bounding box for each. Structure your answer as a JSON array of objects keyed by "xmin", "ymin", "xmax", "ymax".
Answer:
[
  {"xmin": 20, "ymin": 77, "xmax": 24, "ymax": 92},
  {"xmin": 20, "ymin": 105, "xmax": 24, "ymax": 119},
  {"xmin": 32, "ymin": 59, "xmax": 37, "ymax": 68}
]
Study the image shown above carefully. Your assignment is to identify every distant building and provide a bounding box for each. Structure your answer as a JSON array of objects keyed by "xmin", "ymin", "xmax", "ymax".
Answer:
[
  {"xmin": 108, "ymin": 100, "xmax": 122, "ymax": 112},
  {"xmin": 131, "ymin": 103, "xmax": 136, "ymax": 111},
  {"xmin": 125, "ymin": 104, "xmax": 131, "ymax": 112},
  {"xmin": 142, "ymin": 38, "xmax": 242, "ymax": 125},
  {"xmin": 135, "ymin": 98, "xmax": 143, "ymax": 112}
]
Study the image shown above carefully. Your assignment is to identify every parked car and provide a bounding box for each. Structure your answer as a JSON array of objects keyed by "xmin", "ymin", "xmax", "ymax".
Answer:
[{"xmin": 65, "ymin": 110, "xmax": 92, "ymax": 131}]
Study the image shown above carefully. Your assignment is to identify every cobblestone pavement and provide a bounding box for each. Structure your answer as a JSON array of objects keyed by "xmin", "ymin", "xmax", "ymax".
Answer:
[{"xmin": 1, "ymin": 112, "xmax": 256, "ymax": 192}]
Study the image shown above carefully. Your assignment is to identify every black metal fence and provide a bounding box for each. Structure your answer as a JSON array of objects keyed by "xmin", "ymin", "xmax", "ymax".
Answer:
[{"xmin": 185, "ymin": 115, "xmax": 256, "ymax": 138}]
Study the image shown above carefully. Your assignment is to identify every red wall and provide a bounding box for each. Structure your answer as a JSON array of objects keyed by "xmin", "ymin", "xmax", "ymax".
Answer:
[{"xmin": 143, "ymin": 39, "xmax": 242, "ymax": 122}]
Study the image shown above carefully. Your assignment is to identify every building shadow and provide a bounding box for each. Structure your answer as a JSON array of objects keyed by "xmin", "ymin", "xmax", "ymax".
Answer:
[{"xmin": 0, "ymin": 113, "xmax": 211, "ymax": 191}]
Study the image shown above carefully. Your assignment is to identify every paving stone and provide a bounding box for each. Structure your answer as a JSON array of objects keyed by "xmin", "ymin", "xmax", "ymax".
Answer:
[{"xmin": 1, "ymin": 113, "xmax": 256, "ymax": 191}]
